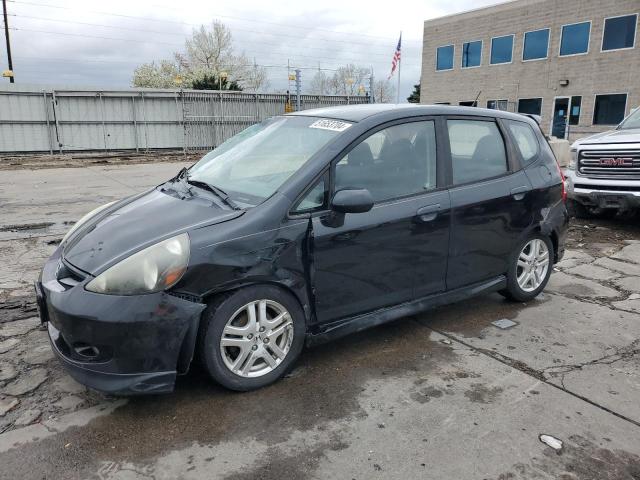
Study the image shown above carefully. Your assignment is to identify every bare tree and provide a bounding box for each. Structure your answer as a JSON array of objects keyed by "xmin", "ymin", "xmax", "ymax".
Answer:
[
  {"xmin": 309, "ymin": 70, "xmax": 330, "ymax": 95},
  {"xmin": 329, "ymin": 64, "xmax": 370, "ymax": 96},
  {"xmin": 242, "ymin": 64, "xmax": 270, "ymax": 92},
  {"xmin": 132, "ymin": 20, "xmax": 268, "ymax": 90},
  {"xmin": 373, "ymin": 79, "xmax": 396, "ymax": 103}
]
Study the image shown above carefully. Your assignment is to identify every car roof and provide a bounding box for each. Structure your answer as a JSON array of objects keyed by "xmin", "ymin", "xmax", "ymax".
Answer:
[{"xmin": 289, "ymin": 103, "xmax": 531, "ymax": 123}]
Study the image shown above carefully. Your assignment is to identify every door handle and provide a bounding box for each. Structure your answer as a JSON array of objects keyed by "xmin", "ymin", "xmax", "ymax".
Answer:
[
  {"xmin": 511, "ymin": 186, "xmax": 530, "ymax": 201},
  {"xmin": 416, "ymin": 204, "xmax": 440, "ymax": 222}
]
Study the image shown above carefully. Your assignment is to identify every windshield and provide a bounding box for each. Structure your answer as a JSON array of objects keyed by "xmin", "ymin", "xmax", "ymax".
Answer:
[
  {"xmin": 618, "ymin": 108, "xmax": 640, "ymax": 130},
  {"xmin": 187, "ymin": 116, "xmax": 351, "ymax": 207}
]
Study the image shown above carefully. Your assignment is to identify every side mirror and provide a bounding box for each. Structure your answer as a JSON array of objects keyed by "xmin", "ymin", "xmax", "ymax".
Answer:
[{"xmin": 331, "ymin": 188, "xmax": 374, "ymax": 214}]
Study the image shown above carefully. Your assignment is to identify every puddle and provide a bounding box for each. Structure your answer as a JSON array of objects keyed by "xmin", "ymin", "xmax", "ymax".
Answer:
[{"xmin": 0, "ymin": 317, "xmax": 458, "ymax": 479}]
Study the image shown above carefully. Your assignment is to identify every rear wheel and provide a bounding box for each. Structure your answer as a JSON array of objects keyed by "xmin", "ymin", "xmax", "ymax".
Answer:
[
  {"xmin": 198, "ymin": 285, "xmax": 305, "ymax": 391},
  {"xmin": 500, "ymin": 234, "xmax": 554, "ymax": 302}
]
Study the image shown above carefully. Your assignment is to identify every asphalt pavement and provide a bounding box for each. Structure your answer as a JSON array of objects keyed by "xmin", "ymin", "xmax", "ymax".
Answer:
[{"xmin": 0, "ymin": 158, "xmax": 639, "ymax": 479}]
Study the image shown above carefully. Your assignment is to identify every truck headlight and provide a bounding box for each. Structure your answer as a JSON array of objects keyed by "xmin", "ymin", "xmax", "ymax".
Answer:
[
  {"xmin": 61, "ymin": 202, "xmax": 116, "ymax": 244},
  {"xmin": 86, "ymin": 233, "xmax": 190, "ymax": 295},
  {"xmin": 568, "ymin": 149, "xmax": 578, "ymax": 170}
]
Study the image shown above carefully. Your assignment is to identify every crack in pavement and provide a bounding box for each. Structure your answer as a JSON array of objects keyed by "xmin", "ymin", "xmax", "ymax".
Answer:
[{"xmin": 423, "ymin": 321, "xmax": 640, "ymax": 430}]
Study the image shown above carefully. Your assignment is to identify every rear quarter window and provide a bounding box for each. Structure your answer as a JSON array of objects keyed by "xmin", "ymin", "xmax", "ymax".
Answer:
[
  {"xmin": 505, "ymin": 120, "xmax": 539, "ymax": 165},
  {"xmin": 447, "ymin": 119, "xmax": 508, "ymax": 184}
]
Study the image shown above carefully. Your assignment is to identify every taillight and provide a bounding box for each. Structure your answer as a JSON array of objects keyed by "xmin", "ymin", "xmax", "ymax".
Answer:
[{"xmin": 556, "ymin": 161, "xmax": 567, "ymax": 203}]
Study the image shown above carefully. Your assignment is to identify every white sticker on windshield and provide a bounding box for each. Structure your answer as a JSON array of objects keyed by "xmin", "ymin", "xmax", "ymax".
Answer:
[{"xmin": 309, "ymin": 119, "xmax": 352, "ymax": 132}]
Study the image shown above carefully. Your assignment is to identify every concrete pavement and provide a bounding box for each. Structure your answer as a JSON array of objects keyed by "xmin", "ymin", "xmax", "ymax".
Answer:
[{"xmin": 1, "ymin": 160, "xmax": 639, "ymax": 479}]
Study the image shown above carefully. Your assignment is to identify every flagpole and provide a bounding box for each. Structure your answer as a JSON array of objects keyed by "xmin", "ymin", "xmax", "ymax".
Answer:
[{"xmin": 396, "ymin": 31, "xmax": 402, "ymax": 103}]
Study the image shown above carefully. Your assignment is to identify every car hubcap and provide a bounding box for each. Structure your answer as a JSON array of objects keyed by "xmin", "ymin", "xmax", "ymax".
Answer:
[
  {"xmin": 220, "ymin": 299, "xmax": 294, "ymax": 378},
  {"xmin": 516, "ymin": 239, "xmax": 550, "ymax": 293}
]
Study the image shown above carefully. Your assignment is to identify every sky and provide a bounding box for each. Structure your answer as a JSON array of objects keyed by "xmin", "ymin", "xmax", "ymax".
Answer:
[{"xmin": 1, "ymin": 0, "xmax": 509, "ymax": 101}]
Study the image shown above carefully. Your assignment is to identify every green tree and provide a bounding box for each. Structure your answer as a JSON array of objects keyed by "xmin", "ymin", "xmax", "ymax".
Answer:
[
  {"xmin": 191, "ymin": 74, "xmax": 242, "ymax": 91},
  {"xmin": 407, "ymin": 83, "xmax": 420, "ymax": 103}
]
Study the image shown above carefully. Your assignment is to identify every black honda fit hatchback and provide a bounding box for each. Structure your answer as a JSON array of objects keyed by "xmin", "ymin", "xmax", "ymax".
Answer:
[{"xmin": 36, "ymin": 105, "xmax": 568, "ymax": 394}]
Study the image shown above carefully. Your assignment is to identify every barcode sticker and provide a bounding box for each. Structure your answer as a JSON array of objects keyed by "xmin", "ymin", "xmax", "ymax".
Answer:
[{"xmin": 309, "ymin": 119, "xmax": 352, "ymax": 132}]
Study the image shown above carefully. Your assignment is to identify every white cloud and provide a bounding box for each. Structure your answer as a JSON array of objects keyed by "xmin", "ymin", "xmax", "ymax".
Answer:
[{"xmin": 1, "ymin": 0, "xmax": 507, "ymax": 100}]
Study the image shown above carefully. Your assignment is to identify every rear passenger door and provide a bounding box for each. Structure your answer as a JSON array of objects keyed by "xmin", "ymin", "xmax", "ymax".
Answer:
[{"xmin": 445, "ymin": 117, "xmax": 534, "ymax": 290}]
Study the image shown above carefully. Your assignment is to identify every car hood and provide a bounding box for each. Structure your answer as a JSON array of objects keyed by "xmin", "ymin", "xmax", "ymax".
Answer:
[
  {"xmin": 63, "ymin": 188, "xmax": 243, "ymax": 275},
  {"xmin": 575, "ymin": 127, "xmax": 640, "ymax": 146}
]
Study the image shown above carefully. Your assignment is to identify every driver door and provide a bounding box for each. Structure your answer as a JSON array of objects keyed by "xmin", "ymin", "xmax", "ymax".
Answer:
[{"xmin": 307, "ymin": 119, "xmax": 451, "ymax": 324}]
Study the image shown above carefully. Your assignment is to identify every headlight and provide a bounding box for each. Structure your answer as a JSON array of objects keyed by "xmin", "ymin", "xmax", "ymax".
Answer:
[
  {"xmin": 86, "ymin": 233, "xmax": 190, "ymax": 295},
  {"xmin": 61, "ymin": 201, "xmax": 116, "ymax": 244},
  {"xmin": 568, "ymin": 149, "xmax": 578, "ymax": 170}
]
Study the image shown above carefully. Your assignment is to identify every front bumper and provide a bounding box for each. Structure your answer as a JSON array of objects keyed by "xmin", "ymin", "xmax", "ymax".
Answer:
[
  {"xmin": 37, "ymin": 246, "xmax": 206, "ymax": 395},
  {"xmin": 564, "ymin": 168, "xmax": 640, "ymax": 209}
]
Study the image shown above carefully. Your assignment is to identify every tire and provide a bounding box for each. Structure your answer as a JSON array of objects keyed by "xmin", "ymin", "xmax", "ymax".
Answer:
[
  {"xmin": 198, "ymin": 285, "xmax": 306, "ymax": 391},
  {"xmin": 500, "ymin": 234, "xmax": 554, "ymax": 302},
  {"xmin": 588, "ymin": 207, "xmax": 617, "ymax": 220},
  {"xmin": 566, "ymin": 199, "xmax": 591, "ymax": 219}
]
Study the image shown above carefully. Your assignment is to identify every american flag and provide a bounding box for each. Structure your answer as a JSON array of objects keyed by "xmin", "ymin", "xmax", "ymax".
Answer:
[{"xmin": 388, "ymin": 33, "xmax": 402, "ymax": 79}]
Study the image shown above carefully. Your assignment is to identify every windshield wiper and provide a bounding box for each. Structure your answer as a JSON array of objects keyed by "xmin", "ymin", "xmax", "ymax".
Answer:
[{"xmin": 186, "ymin": 177, "xmax": 240, "ymax": 210}]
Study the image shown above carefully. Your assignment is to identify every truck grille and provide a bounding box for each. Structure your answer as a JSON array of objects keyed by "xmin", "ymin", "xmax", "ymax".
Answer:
[{"xmin": 578, "ymin": 150, "xmax": 640, "ymax": 179}]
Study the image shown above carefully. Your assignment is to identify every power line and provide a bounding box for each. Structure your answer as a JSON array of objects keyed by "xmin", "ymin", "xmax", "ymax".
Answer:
[
  {"xmin": 8, "ymin": 13, "xmax": 407, "ymax": 58},
  {"xmin": 11, "ymin": 55, "xmax": 350, "ymax": 72},
  {"xmin": 7, "ymin": 27, "xmax": 401, "ymax": 66},
  {"xmin": 6, "ymin": 0, "xmax": 421, "ymax": 49}
]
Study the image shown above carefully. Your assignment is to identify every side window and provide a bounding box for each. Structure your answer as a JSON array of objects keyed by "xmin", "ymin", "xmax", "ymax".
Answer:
[
  {"xmin": 335, "ymin": 121, "xmax": 437, "ymax": 203},
  {"xmin": 505, "ymin": 120, "xmax": 539, "ymax": 165},
  {"xmin": 447, "ymin": 120, "xmax": 508, "ymax": 184},
  {"xmin": 292, "ymin": 173, "xmax": 328, "ymax": 213}
]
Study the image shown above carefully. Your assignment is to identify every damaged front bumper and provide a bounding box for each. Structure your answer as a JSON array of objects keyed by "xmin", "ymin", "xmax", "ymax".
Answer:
[{"xmin": 37, "ymin": 246, "xmax": 206, "ymax": 395}]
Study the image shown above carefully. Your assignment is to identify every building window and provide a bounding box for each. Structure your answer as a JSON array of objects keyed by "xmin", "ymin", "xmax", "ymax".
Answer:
[
  {"xmin": 569, "ymin": 96, "xmax": 582, "ymax": 125},
  {"xmin": 487, "ymin": 99, "xmax": 508, "ymax": 110},
  {"xmin": 459, "ymin": 101, "xmax": 478, "ymax": 107},
  {"xmin": 593, "ymin": 94, "xmax": 627, "ymax": 125},
  {"xmin": 523, "ymin": 28, "xmax": 550, "ymax": 60},
  {"xmin": 517, "ymin": 98, "xmax": 542, "ymax": 115},
  {"xmin": 602, "ymin": 14, "xmax": 637, "ymax": 51},
  {"xmin": 490, "ymin": 35, "xmax": 514, "ymax": 64},
  {"xmin": 436, "ymin": 45, "xmax": 454, "ymax": 71},
  {"xmin": 560, "ymin": 21, "xmax": 591, "ymax": 56},
  {"xmin": 462, "ymin": 40, "xmax": 482, "ymax": 68}
]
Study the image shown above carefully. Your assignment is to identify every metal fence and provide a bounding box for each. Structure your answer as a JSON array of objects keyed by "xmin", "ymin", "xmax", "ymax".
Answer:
[{"xmin": 0, "ymin": 86, "xmax": 370, "ymax": 154}]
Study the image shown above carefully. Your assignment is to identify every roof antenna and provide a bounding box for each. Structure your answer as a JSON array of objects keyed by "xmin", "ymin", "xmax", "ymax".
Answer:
[{"xmin": 473, "ymin": 90, "xmax": 482, "ymax": 107}]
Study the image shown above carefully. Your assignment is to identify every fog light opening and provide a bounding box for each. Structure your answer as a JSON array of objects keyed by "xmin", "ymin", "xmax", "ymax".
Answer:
[{"xmin": 73, "ymin": 343, "xmax": 100, "ymax": 359}]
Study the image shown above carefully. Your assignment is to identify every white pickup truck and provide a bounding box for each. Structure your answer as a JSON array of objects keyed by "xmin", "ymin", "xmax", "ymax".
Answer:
[{"xmin": 564, "ymin": 108, "xmax": 640, "ymax": 219}]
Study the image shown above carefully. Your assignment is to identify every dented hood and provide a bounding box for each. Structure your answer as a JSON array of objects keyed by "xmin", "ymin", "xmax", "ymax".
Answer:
[{"xmin": 63, "ymin": 188, "xmax": 243, "ymax": 275}]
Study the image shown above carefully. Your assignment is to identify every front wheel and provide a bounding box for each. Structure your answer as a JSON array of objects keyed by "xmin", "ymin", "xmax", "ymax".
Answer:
[
  {"xmin": 500, "ymin": 234, "xmax": 554, "ymax": 302},
  {"xmin": 198, "ymin": 286, "xmax": 306, "ymax": 391}
]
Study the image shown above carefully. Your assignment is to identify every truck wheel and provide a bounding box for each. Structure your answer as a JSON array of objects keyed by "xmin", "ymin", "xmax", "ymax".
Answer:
[
  {"xmin": 500, "ymin": 234, "xmax": 554, "ymax": 302},
  {"xmin": 566, "ymin": 199, "xmax": 590, "ymax": 219},
  {"xmin": 198, "ymin": 286, "xmax": 306, "ymax": 391}
]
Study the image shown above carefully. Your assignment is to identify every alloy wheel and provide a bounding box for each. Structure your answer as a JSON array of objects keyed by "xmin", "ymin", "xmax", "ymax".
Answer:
[
  {"xmin": 220, "ymin": 299, "xmax": 294, "ymax": 378},
  {"xmin": 516, "ymin": 239, "xmax": 550, "ymax": 293}
]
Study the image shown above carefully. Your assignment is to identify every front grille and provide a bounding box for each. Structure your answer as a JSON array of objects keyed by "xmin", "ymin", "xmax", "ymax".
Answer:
[
  {"xmin": 578, "ymin": 149, "xmax": 640, "ymax": 179},
  {"xmin": 574, "ymin": 184, "xmax": 640, "ymax": 192}
]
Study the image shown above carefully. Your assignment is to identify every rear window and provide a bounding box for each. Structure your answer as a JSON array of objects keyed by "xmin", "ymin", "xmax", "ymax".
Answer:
[
  {"xmin": 505, "ymin": 120, "xmax": 539, "ymax": 164},
  {"xmin": 447, "ymin": 120, "xmax": 508, "ymax": 184}
]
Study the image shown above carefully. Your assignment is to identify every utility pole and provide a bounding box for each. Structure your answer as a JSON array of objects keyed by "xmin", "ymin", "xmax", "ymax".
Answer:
[
  {"xmin": 2, "ymin": 0, "xmax": 15, "ymax": 83},
  {"xmin": 294, "ymin": 69, "xmax": 301, "ymax": 111},
  {"xmin": 369, "ymin": 69, "xmax": 375, "ymax": 104}
]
